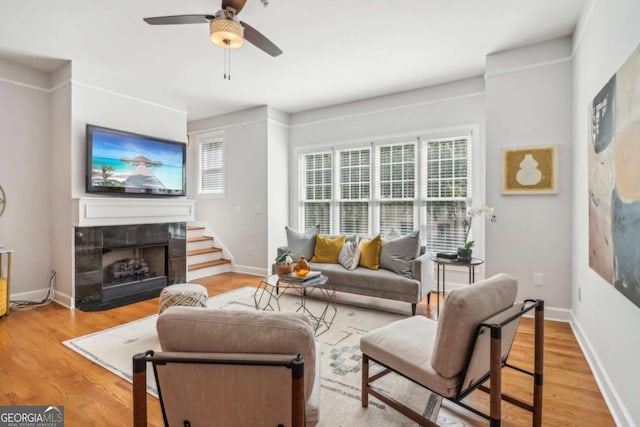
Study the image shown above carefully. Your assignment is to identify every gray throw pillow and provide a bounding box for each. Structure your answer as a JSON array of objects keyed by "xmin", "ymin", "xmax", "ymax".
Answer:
[
  {"xmin": 338, "ymin": 240, "xmax": 360, "ymax": 271},
  {"xmin": 286, "ymin": 225, "xmax": 320, "ymax": 260},
  {"xmin": 379, "ymin": 231, "xmax": 420, "ymax": 278}
]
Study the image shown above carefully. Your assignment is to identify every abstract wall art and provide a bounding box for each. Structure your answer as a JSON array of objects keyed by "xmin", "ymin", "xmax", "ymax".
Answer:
[
  {"xmin": 588, "ymin": 44, "xmax": 640, "ymax": 308},
  {"xmin": 502, "ymin": 145, "xmax": 558, "ymax": 194}
]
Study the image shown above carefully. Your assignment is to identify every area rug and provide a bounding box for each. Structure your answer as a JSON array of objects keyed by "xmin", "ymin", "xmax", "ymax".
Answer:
[{"xmin": 64, "ymin": 287, "xmax": 466, "ymax": 426}]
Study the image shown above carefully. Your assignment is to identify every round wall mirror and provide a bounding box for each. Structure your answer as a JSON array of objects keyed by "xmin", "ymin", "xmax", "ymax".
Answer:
[{"xmin": 0, "ymin": 185, "xmax": 6, "ymax": 217}]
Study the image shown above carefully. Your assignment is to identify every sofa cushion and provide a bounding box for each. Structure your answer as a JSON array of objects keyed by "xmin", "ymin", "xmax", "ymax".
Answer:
[
  {"xmin": 380, "ymin": 231, "xmax": 420, "ymax": 278},
  {"xmin": 310, "ymin": 263, "xmax": 419, "ymax": 297},
  {"xmin": 286, "ymin": 225, "xmax": 319, "ymax": 260},
  {"xmin": 360, "ymin": 316, "xmax": 459, "ymax": 398},
  {"xmin": 430, "ymin": 274, "xmax": 518, "ymax": 378},
  {"xmin": 338, "ymin": 240, "xmax": 360, "ymax": 271},
  {"xmin": 358, "ymin": 235, "xmax": 382, "ymax": 270},
  {"xmin": 311, "ymin": 234, "xmax": 345, "ymax": 263}
]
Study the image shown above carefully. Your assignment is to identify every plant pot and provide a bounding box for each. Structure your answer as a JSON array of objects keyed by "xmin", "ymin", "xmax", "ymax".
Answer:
[
  {"xmin": 275, "ymin": 254, "xmax": 293, "ymax": 277},
  {"xmin": 275, "ymin": 263, "xmax": 292, "ymax": 277},
  {"xmin": 457, "ymin": 248, "xmax": 472, "ymax": 262}
]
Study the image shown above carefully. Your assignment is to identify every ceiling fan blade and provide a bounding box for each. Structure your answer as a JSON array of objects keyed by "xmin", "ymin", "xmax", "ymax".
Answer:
[
  {"xmin": 143, "ymin": 15, "xmax": 213, "ymax": 25},
  {"xmin": 240, "ymin": 21, "xmax": 283, "ymax": 57},
  {"xmin": 222, "ymin": 0, "xmax": 247, "ymax": 14}
]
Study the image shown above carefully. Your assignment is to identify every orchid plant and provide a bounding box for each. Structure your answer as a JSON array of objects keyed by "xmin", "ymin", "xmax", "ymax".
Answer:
[{"xmin": 460, "ymin": 205, "xmax": 495, "ymax": 251}]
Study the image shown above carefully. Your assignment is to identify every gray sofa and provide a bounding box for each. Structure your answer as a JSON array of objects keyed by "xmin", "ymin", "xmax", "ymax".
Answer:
[{"xmin": 276, "ymin": 245, "xmax": 433, "ymax": 316}]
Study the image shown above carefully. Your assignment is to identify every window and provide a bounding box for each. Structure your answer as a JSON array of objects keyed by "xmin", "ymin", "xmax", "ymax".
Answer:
[
  {"xmin": 377, "ymin": 143, "xmax": 416, "ymax": 236},
  {"xmin": 298, "ymin": 134, "xmax": 473, "ymax": 253},
  {"xmin": 302, "ymin": 152, "xmax": 332, "ymax": 234},
  {"xmin": 338, "ymin": 148, "xmax": 370, "ymax": 235},
  {"xmin": 422, "ymin": 137, "xmax": 472, "ymax": 253},
  {"xmin": 197, "ymin": 133, "xmax": 225, "ymax": 196}
]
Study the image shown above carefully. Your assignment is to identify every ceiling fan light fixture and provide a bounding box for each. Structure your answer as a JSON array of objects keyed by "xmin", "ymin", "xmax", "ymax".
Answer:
[{"xmin": 209, "ymin": 18, "xmax": 244, "ymax": 48}]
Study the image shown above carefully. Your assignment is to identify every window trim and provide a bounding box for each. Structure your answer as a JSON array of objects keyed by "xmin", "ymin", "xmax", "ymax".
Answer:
[
  {"xmin": 194, "ymin": 130, "xmax": 226, "ymax": 199},
  {"xmin": 292, "ymin": 124, "xmax": 485, "ymax": 257}
]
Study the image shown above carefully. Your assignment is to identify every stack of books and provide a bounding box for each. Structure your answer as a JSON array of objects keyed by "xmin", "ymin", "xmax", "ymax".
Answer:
[{"xmin": 279, "ymin": 271, "xmax": 325, "ymax": 286}]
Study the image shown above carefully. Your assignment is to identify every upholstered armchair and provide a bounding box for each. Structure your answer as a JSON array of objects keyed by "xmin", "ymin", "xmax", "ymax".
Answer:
[
  {"xmin": 133, "ymin": 307, "xmax": 321, "ymax": 427},
  {"xmin": 360, "ymin": 273, "xmax": 544, "ymax": 426}
]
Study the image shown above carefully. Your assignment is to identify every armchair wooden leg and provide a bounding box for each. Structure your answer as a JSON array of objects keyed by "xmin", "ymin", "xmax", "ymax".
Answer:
[
  {"xmin": 411, "ymin": 303, "xmax": 417, "ymax": 316},
  {"xmin": 490, "ymin": 326, "xmax": 502, "ymax": 427},
  {"xmin": 362, "ymin": 354, "xmax": 369, "ymax": 408},
  {"xmin": 533, "ymin": 301, "xmax": 544, "ymax": 427},
  {"xmin": 291, "ymin": 355, "xmax": 305, "ymax": 427},
  {"xmin": 132, "ymin": 353, "xmax": 149, "ymax": 427}
]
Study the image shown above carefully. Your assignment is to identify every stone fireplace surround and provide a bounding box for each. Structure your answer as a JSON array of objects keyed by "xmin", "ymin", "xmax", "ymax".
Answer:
[
  {"xmin": 71, "ymin": 197, "xmax": 194, "ymax": 310},
  {"xmin": 74, "ymin": 223, "xmax": 186, "ymax": 311}
]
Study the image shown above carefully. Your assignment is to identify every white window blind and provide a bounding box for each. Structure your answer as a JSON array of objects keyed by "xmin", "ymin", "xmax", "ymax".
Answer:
[
  {"xmin": 421, "ymin": 137, "xmax": 472, "ymax": 253},
  {"xmin": 376, "ymin": 143, "xmax": 416, "ymax": 236},
  {"xmin": 302, "ymin": 152, "xmax": 332, "ymax": 234},
  {"xmin": 198, "ymin": 135, "xmax": 225, "ymax": 195},
  {"xmin": 338, "ymin": 148, "xmax": 371, "ymax": 235}
]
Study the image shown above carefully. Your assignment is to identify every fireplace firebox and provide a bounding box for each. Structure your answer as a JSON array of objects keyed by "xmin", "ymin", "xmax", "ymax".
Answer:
[{"xmin": 75, "ymin": 223, "xmax": 186, "ymax": 311}]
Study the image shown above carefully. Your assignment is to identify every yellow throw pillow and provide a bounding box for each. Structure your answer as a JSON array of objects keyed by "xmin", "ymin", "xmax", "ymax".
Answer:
[
  {"xmin": 358, "ymin": 235, "xmax": 382, "ymax": 270},
  {"xmin": 311, "ymin": 234, "xmax": 346, "ymax": 263}
]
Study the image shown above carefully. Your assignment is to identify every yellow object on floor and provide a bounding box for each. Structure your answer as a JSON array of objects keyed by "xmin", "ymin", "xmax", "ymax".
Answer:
[{"xmin": 0, "ymin": 278, "xmax": 7, "ymax": 316}]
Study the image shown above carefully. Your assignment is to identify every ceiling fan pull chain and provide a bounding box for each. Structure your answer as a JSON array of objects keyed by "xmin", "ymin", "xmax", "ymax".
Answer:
[
  {"xmin": 223, "ymin": 45, "xmax": 227, "ymax": 80},
  {"xmin": 229, "ymin": 47, "xmax": 232, "ymax": 80}
]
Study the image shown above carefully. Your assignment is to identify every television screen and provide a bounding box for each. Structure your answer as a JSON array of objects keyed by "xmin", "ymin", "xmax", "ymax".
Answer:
[{"xmin": 86, "ymin": 125, "xmax": 186, "ymax": 196}]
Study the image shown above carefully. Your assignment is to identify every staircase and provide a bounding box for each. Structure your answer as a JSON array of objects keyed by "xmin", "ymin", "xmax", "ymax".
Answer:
[{"xmin": 186, "ymin": 225, "xmax": 232, "ymax": 281}]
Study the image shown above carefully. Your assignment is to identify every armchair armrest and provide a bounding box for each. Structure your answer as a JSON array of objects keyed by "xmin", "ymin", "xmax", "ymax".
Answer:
[{"xmin": 411, "ymin": 252, "xmax": 434, "ymax": 298}]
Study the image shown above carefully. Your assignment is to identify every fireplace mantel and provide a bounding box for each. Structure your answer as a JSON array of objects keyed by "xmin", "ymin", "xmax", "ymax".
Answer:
[{"xmin": 73, "ymin": 197, "xmax": 195, "ymax": 227}]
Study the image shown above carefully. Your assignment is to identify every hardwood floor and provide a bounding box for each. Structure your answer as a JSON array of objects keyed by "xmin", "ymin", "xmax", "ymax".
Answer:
[{"xmin": 0, "ymin": 272, "xmax": 614, "ymax": 426}]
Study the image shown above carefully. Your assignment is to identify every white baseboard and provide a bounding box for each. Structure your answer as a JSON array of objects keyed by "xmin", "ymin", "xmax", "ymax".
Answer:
[
  {"xmin": 10, "ymin": 288, "xmax": 51, "ymax": 302},
  {"xmin": 232, "ymin": 264, "xmax": 268, "ymax": 277},
  {"xmin": 53, "ymin": 289, "xmax": 74, "ymax": 309},
  {"xmin": 9, "ymin": 287, "xmax": 73, "ymax": 309},
  {"xmin": 569, "ymin": 314, "xmax": 633, "ymax": 427}
]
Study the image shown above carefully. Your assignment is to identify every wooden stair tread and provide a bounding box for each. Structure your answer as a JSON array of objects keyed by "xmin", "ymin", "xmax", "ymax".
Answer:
[
  {"xmin": 188, "ymin": 259, "xmax": 231, "ymax": 271},
  {"xmin": 187, "ymin": 226, "xmax": 205, "ymax": 231},
  {"xmin": 187, "ymin": 236, "xmax": 213, "ymax": 243},
  {"xmin": 187, "ymin": 247, "xmax": 222, "ymax": 256}
]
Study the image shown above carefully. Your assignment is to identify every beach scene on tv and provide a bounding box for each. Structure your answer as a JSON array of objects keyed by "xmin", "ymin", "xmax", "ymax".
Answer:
[{"xmin": 90, "ymin": 130, "xmax": 184, "ymax": 193}]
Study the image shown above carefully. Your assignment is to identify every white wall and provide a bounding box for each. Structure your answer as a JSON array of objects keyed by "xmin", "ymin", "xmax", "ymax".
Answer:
[
  {"xmin": 49, "ymin": 64, "xmax": 73, "ymax": 305},
  {"xmin": 188, "ymin": 107, "xmax": 269, "ymax": 274},
  {"xmin": 571, "ymin": 0, "xmax": 640, "ymax": 424},
  {"xmin": 0, "ymin": 59, "xmax": 52, "ymax": 298},
  {"xmin": 484, "ymin": 38, "xmax": 573, "ymax": 312},
  {"xmin": 267, "ymin": 107, "xmax": 290, "ymax": 262}
]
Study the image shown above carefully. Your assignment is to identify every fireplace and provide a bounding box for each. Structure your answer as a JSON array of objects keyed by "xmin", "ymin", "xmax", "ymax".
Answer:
[{"xmin": 75, "ymin": 223, "xmax": 186, "ymax": 311}]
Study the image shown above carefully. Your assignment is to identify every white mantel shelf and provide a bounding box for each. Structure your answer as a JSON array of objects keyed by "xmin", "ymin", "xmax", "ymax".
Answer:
[{"xmin": 73, "ymin": 197, "xmax": 195, "ymax": 227}]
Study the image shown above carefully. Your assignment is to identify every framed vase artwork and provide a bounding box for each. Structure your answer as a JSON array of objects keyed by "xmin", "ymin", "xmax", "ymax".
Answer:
[{"xmin": 502, "ymin": 145, "xmax": 558, "ymax": 194}]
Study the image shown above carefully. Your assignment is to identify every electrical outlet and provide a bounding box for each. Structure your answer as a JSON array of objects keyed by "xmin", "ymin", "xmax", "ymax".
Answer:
[
  {"xmin": 533, "ymin": 273, "xmax": 544, "ymax": 286},
  {"xmin": 247, "ymin": 246, "xmax": 253, "ymax": 256},
  {"xmin": 235, "ymin": 205, "xmax": 241, "ymax": 213}
]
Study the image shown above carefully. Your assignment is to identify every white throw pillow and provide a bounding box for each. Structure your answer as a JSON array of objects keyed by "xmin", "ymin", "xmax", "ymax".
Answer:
[{"xmin": 338, "ymin": 240, "xmax": 360, "ymax": 271}]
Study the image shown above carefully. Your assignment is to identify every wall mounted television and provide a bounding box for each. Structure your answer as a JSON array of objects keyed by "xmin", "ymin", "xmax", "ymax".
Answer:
[{"xmin": 86, "ymin": 125, "xmax": 186, "ymax": 197}]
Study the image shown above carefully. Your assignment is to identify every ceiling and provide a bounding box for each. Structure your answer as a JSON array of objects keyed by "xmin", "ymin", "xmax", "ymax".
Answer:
[{"xmin": 0, "ymin": 0, "xmax": 586, "ymax": 121}]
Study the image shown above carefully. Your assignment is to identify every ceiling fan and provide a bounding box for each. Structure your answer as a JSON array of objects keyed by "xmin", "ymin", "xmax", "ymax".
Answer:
[{"xmin": 143, "ymin": 0, "xmax": 282, "ymax": 57}]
